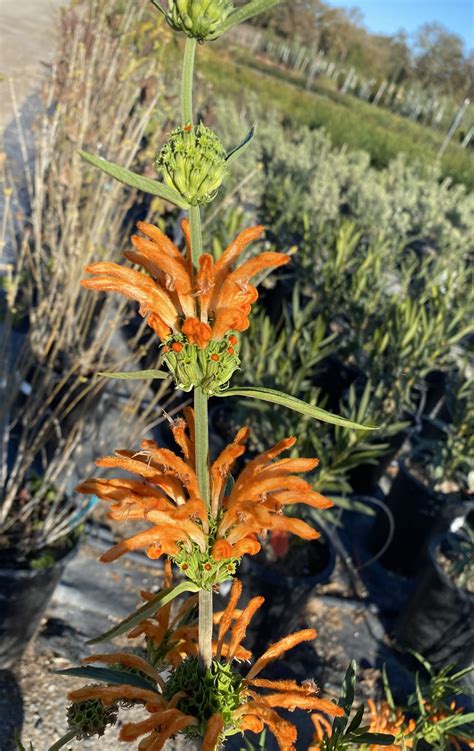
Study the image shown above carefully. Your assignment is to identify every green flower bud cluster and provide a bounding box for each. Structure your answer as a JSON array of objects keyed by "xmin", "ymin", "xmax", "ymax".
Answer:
[
  {"xmin": 162, "ymin": 332, "xmax": 240, "ymax": 395},
  {"xmin": 165, "ymin": 0, "xmax": 234, "ymax": 41},
  {"xmin": 67, "ymin": 699, "xmax": 118, "ymax": 739},
  {"xmin": 164, "ymin": 657, "xmax": 243, "ymax": 736},
  {"xmin": 156, "ymin": 124, "xmax": 228, "ymax": 206},
  {"xmin": 173, "ymin": 539, "xmax": 238, "ymax": 589}
]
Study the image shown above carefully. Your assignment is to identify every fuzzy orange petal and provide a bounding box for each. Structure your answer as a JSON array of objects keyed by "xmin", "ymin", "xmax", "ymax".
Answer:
[
  {"xmin": 181, "ymin": 316, "xmax": 213, "ymax": 347},
  {"xmin": 202, "ymin": 713, "xmax": 225, "ymax": 751},
  {"xmin": 120, "ymin": 713, "xmax": 163, "ymax": 742},
  {"xmin": 210, "ymin": 426, "xmax": 250, "ymax": 514},
  {"xmin": 171, "ymin": 417, "xmax": 194, "ymax": 464},
  {"xmin": 82, "ymin": 652, "xmax": 162, "ymax": 684},
  {"xmin": 152, "ymin": 713, "xmax": 198, "ymax": 747},
  {"xmin": 271, "ymin": 489, "xmax": 333, "ymax": 510},
  {"xmin": 211, "ymin": 307, "xmax": 250, "ymax": 340},
  {"xmin": 231, "ymin": 437, "xmax": 297, "ymax": 493},
  {"xmin": 268, "ymin": 515, "xmax": 320, "ymax": 541},
  {"xmin": 130, "ymin": 234, "xmax": 192, "ymax": 292},
  {"xmin": 136, "ymin": 221, "xmax": 185, "ymax": 262},
  {"xmin": 248, "ymin": 679, "xmax": 317, "ymax": 694},
  {"xmin": 216, "ymin": 579, "xmax": 242, "ymax": 659},
  {"xmin": 232, "ymin": 537, "xmax": 261, "ymax": 557},
  {"xmin": 68, "ymin": 685, "xmax": 161, "ymax": 706},
  {"xmin": 210, "ymin": 225, "xmax": 265, "ymax": 305},
  {"xmin": 263, "ymin": 694, "xmax": 344, "ymax": 714},
  {"xmin": 220, "ymin": 252, "xmax": 290, "ymax": 295},
  {"xmin": 195, "ymin": 253, "xmax": 215, "ymax": 322},
  {"xmin": 239, "ymin": 714, "xmax": 265, "ymax": 733},
  {"xmin": 99, "ymin": 527, "xmax": 164, "ymax": 562},
  {"xmin": 241, "ymin": 702, "xmax": 297, "ymax": 751},
  {"xmin": 247, "ymin": 629, "xmax": 317, "ymax": 680},
  {"xmin": 227, "ymin": 596, "xmax": 264, "ymax": 663},
  {"xmin": 211, "ymin": 539, "xmax": 234, "ymax": 561},
  {"xmin": 81, "ymin": 262, "xmax": 179, "ymax": 328}
]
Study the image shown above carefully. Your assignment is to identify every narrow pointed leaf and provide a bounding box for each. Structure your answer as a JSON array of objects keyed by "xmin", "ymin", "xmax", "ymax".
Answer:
[
  {"xmin": 437, "ymin": 713, "xmax": 474, "ymax": 731},
  {"xmin": 216, "ymin": 0, "xmax": 282, "ymax": 34},
  {"xmin": 150, "ymin": 0, "xmax": 167, "ymax": 17},
  {"xmin": 48, "ymin": 732, "xmax": 76, "ymax": 751},
  {"xmin": 353, "ymin": 733, "xmax": 396, "ymax": 745},
  {"xmin": 79, "ymin": 151, "xmax": 190, "ymax": 209},
  {"xmin": 87, "ymin": 581, "xmax": 199, "ymax": 644},
  {"xmin": 14, "ymin": 731, "xmax": 33, "ymax": 751},
  {"xmin": 345, "ymin": 704, "xmax": 364, "ymax": 734},
  {"xmin": 97, "ymin": 369, "xmax": 170, "ymax": 381},
  {"xmin": 226, "ymin": 127, "xmax": 255, "ymax": 164},
  {"xmin": 56, "ymin": 666, "xmax": 156, "ymax": 691},
  {"xmin": 216, "ymin": 387, "xmax": 376, "ymax": 430}
]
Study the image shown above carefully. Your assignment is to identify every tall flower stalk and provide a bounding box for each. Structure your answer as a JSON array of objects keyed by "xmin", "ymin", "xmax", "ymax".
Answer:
[{"xmin": 48, "ymin": 2, "xmax": 389, "ymax": 749}]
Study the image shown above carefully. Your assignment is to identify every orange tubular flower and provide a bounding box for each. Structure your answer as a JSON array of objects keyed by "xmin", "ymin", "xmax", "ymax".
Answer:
[
  {"xmin": 80, "ymin": 220, "xmax": 289, "ymax": 347},
  {"xmin": 309, "ymin": 699, "xmax": 416, "ymax": 751},
  {"xmin": 206, "ymin": 580, "xmax": 343, "ymax": 751},
  {"xmin": 212, "ymin": 434, "xmax": 333, "ymax": 560},
  {"xmin": 66, "ymin": 581, "xmax": 342, "ymax": 750},
  {"xmin": 76, "ymin": 411, "xmax": 332, "ymax": 582},
  {"xmin": 367, "ymin": 699, "xmax": 416, "ymax": 750}
]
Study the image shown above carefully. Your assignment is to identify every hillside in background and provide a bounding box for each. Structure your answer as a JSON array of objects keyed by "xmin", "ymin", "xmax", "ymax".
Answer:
[{"xmin": 247, "ymin": 0, "xmax": 473, "ymax": 100}]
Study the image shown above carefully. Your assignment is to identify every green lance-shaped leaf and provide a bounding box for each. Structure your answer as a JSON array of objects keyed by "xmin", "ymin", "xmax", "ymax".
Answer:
[
  {"xmin": 87, "ymin": 580, "xmax": 200, "ymax": 644},
  {"xmin": 434, "ymin": 713, "xmax": 474, "ymax": 733},
  {"xmin": 216, "ymin": 0, "xmax": 282, "ymax": 35},
  {"xmin": 216, "ymin": 387, "xmax": 377, "ymax": 430},
  {"xmin": 79, "ymin": 151, "xmax": 191, "ymax": 209},
  {"xmin": 97, "ymin": 369, "xmax": 170, "ymax": 381},
  {"xmin": 14, "ymin": 731, "xmax": 34, "ymax": 751},
  {"xmin": 48, "ymin": 733, "xmax": 76, "ymax": 751},
  {"xmin": 353, "ymin": 733, "xmax": 396, "ymax": 746},
  {"xmin": 150, "ymin": 0, "xmax": 167, "ymax": 17},
  {"xmin": 56, "ymin": 666, "xmax": 157, "ymax": 691},
  {"xmin": 226, "ymin": 127, "xmax": 255, "ymax": 165},
  {"xmin": 332, "ymin": 660, "xmax": 357, "ymax": 735}
]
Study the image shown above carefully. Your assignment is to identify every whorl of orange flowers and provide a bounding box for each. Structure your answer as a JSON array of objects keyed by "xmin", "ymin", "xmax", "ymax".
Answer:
[
  {"xmin": 68, "ymin": 580, "xmax": 343, "ymax": 751},
  {"xmin": 80, "ymin": 220, "xmax": 290, "ymax": 347},
  {"xmin": 76, "ymin": 409, "xmax": 332, "ymax": 567},
  {"xmin": 367, "ymin": 699, "xmax": 415, "ymax": 751},
  {"xmin": 309, "ymin": 699, "xmax": 416, "ymax": 751}
]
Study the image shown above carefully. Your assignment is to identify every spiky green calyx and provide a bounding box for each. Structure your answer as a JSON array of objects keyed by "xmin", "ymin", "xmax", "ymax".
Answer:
[
  {"xmin": 166, "ymin": 0, "xmax": 234, "ymax": 41},
  {"xmin": 173, "ymin": 539, "xmax": 238, "ymax": 589},
  {"xmin": 162, "ymin": 333, "xmax": 240, "ymax": 395},
  {"xmin": 156, "ymin": 124, "xmax": 228, "ymax": 206},
  {"xmin": 164, "ymin": 657, "xmax": 243, "ymax": 736},
  {"xmin": 67, "ymin": 699, "xmax": 118, "ymax": 739}
]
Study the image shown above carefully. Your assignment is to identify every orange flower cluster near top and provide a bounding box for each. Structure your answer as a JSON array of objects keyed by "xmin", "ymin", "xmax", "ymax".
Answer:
[
  {"xmin": 76, "ymin": 409, "xmax": 332, "ymax": 578},
  {"xmin": 68, "ymin": 579, "xmax": 343, "ymax": 751},
  {"xmin": 81, "ymin": 220, "xmax": 289, "ymax": 348}
]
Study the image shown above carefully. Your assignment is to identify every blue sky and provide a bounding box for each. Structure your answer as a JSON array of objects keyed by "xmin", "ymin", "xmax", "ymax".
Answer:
[{"xmin": 325, "ymin": 0, "xmax": 474, "ymax": 50}]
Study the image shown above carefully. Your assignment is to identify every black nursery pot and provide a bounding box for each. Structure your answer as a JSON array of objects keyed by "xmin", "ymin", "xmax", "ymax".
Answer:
[
  {"xmin": 395, "ymin": 534, "xmax": 474, "ymax": 671},
  {"xmin": 371, "ymin": 461, "xmax": 455, "ymax": 577},
  {"xmin": 348, "ymin": 427, "xmax": 409, "ymax": 495},
  {"xmin": 246, "ymin": 532, "xmax": 336, "ymax": 593},
  {"xmin": 0, "ymin": 545, "xmax": 76, "ymax": 669}
]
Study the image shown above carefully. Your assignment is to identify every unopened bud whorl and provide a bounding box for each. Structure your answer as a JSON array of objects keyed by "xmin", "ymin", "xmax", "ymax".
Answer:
[
  {"xmin": 67, "ymin": 699, "xmax": 119, "ymax": 739},
  {"xmin": 166, "ymin": 0, "xmax": 234, "ymax": 41},
  {"xmin": 156, "ymin": 123, "xmax": 228, "ymax": 206}
]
